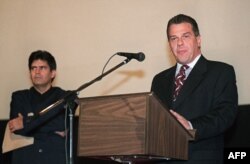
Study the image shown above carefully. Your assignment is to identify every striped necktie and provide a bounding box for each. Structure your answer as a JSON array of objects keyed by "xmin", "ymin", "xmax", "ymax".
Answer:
[{"xmin": 173, "ymin": 65, "xmax": 189, "ymax": 101}]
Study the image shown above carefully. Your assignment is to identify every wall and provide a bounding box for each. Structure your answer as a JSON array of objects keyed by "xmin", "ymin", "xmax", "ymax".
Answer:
[{"xmin": 1, "ymin": 0, "xmax": 250, "ymax": 119}]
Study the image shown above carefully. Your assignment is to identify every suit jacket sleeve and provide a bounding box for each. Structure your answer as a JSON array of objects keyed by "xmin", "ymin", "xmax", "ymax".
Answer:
[{"xmin": 190, "ymin": 65, "xmax": 238, "ymax": 141}]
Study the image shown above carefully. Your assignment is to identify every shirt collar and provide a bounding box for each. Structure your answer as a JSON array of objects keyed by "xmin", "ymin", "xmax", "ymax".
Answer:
[{"xmin": 176, "ymin": 54, "xmax": 201, "ymax": 70}]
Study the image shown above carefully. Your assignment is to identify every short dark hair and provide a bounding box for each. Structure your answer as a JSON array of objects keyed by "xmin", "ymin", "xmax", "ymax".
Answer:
[
  {"xmin": 166, "ymin": 14, "xmax": 200, "ymax": 40},
  {"xmin": 28, "ymin": 50, "xmax": 57, "ymax": 70}
]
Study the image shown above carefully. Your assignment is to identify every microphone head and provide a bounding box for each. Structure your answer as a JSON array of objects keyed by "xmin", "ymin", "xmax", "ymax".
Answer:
[
  {"xmin": 137, "ymin": 52, "xmax": 145, "ymax": 62},
  {"xmin": 116, "ymin": 52, "xmax": 145, "ymax": 62}
]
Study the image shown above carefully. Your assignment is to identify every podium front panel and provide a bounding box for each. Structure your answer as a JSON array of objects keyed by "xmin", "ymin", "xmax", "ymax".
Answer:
[
  {"xmin": 77, "ymin": 92, "xmax": 194, "ymax": 160},
  {"xmin": 77, "ymin": 93, "xmax": 149, "ymax": 156}
]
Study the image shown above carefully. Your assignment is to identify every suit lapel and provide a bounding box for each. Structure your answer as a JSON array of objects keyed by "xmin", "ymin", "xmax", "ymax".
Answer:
[
  {"xmin": 173, "ymin": 56, "xmax": 208, "ymax": 109},
  {"xmin": 165, "ymin": 68, "xmax": 176, "ymax": 108}
]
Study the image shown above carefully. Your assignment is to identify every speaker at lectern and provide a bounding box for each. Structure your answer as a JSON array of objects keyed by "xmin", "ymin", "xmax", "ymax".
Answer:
[{"xmin": 77, "ymin": 92, "xmax": 194, "ymax": 162}]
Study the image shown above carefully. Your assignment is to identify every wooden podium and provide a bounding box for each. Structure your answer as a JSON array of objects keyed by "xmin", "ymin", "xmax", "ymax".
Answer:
[{"xmin": 77, "ymin": 92, "xmax": 194, "ymax": 161}]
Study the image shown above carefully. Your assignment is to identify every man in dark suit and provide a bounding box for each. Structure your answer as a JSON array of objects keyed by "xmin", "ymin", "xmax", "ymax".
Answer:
[
  {"xmin": 8, "ymin": 50, "xmax": 77, "ymax": 164},
  {"xmin": 151, "ymin": 14, "xmax": 238, "ymax": 163}
]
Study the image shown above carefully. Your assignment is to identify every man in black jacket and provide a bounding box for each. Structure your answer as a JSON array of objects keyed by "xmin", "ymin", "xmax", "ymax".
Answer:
[
  {"xmin": 151, "ymin": 14, "xmax": 238, "ymax": 163},
  {"xmin": 8, "ymin": 50, "xmax": 77, "ymax": 164}
]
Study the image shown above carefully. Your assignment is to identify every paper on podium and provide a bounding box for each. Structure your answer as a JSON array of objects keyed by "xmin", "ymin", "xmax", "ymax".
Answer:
[{"xmin": 2, "ymin": 122, "xmax": 34, "ymax": 153}]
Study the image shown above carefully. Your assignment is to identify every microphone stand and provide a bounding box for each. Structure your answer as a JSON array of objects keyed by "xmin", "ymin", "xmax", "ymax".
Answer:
[
  {"xmin": 38, "ymin": 57, "xmax": 132, "ymax": 164},
  {"xmin": 74, "ymin": 58, "xmax": 131, "ymax": 93}
]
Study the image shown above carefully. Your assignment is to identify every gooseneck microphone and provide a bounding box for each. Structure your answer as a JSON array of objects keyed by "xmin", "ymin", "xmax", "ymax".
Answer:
[{"xmin": 117, "ymin": 52, "xmax": 145, "ymax": 62}]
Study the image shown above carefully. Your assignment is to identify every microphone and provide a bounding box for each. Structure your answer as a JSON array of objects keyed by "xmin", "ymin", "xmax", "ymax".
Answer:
[{"xmin": 117, "ymin": 52, "xmax": 145, "ymax": 62}]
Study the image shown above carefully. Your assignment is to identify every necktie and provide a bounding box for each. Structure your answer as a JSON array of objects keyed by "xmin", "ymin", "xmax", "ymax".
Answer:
[{"xmin": 173, "ymin": 65, "xmax": 189, "ymax": 101}]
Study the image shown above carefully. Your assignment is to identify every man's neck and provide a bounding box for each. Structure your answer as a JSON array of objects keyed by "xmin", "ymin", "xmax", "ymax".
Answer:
[{"xmin": 34, "ymin": 85, "xmax": 52, "ymax": 94}]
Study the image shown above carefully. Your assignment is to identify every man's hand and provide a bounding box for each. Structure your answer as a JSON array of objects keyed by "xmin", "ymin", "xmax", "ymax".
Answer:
[
  {"xmin": 55, "ymin": 131, "xmax": 66, "ymax": 138},
  {"xmin": 9, "ymin": 113, "xmax": 24, "ymax": 132},
  {"xmin": 170, "ymin": 110, "xmax": 191, "ymax": 130}
]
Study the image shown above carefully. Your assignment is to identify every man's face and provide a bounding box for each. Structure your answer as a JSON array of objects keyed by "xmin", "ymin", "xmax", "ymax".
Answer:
[
  {"xmin": 30, "ymin": 59, "xmax": 55, "ymax": 89},
  {"xmin": 168, "ymin": 22, "xmax": 201, "ymax": 64}
]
